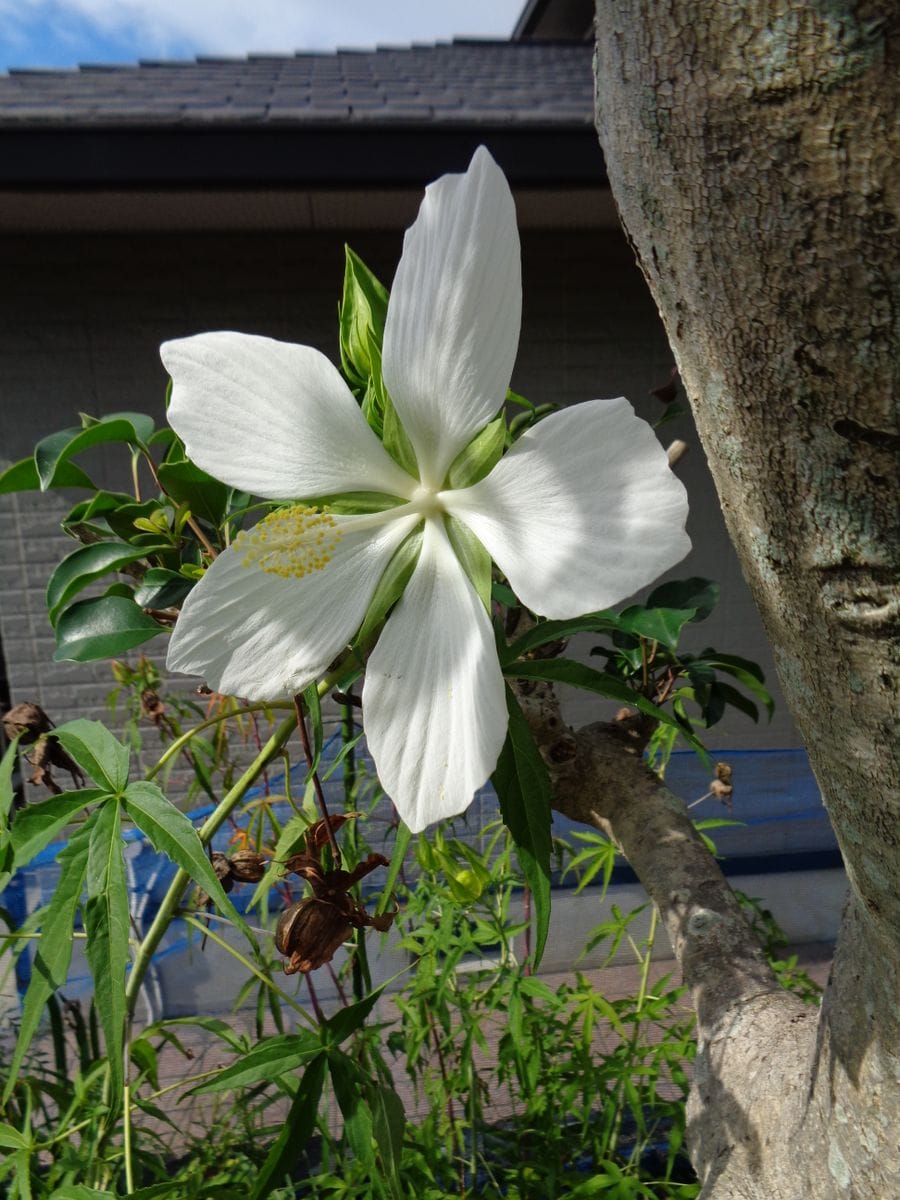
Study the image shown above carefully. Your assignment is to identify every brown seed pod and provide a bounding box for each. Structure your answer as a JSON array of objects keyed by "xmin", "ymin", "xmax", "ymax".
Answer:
[
  {"xmin": 276, "ymin": 898, "xmax": 353, "ymax": 975},
  {"xmin": 229, "ymin": 849, "xmax": 266, "ymax": 883}
]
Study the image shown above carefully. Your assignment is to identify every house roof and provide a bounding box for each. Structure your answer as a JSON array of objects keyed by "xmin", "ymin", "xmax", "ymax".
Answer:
[
  {"xmin": 0, "ymin": 39, "xmax": 601, "ymax": 192},
  {"xmin": 0, "ymin": 40, "xmax": 591, "ymax": 129}
]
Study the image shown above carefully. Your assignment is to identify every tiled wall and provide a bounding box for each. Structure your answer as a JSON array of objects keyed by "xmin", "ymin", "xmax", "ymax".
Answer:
[{"xmin": 0, "ymin": 225, "xmax": 801, "ymax": 798}]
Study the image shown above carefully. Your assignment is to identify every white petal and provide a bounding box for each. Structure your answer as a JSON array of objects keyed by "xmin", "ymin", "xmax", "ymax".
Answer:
[
  {"xmin": 444, "ymin": 398, "xmax": 691, "ymax": 618},
  {"xmin": 166, "ymin": 512, "xmax": 420, "ymax": 700},
  {"xmin": 382, "ymin": 146, "xmax": 522, "ymax": 489},
  {"xmin": 362, "ymin": 518, "xmax": 507, "ymax": 833},
  {"xmin": 161, "ymin": 332, "xmax": 416, "ymax": 500}
]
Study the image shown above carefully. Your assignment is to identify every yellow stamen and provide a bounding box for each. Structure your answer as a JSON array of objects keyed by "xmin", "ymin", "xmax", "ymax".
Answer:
[{"xmin": 234, "ymin": 505, "xmax": 341, "ymax": 580}]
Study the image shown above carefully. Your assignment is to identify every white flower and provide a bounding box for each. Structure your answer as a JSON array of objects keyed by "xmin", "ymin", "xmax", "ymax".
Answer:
[{"xmin": 161, "ymin": 147, "xmax": 690, "ymax": 833}]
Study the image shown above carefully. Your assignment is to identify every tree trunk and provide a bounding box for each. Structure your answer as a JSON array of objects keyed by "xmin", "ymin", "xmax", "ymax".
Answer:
[{"xmin": 575, "ymin": 3, "xmax": 899, "ymax": 1197}]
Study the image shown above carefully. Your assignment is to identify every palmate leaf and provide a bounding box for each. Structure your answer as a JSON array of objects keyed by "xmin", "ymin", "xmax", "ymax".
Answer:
[
  {"xmin": 84, "ymin": 800, "xmax": 130, "ymax": 1109},
  {"xmin": 11, "ymin": 789, "xmax": 107, "ymax": 868},
  {"xmin": 3, "ymin": 814, "xmax": 97, "ymax": 1103},
  {"xmin": 492, "ymin": 687, "xmax": 552, "ymax": 969},
  {"xmin": 54, "ymin": 719, "xmax": 131, "ymax": 793},
  {"xmin": 121, "ymin": 780, "xmax": 255, "ymax": 942}
]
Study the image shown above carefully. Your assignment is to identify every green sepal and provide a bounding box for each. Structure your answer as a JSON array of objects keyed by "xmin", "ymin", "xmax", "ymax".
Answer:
[
  {"xmin": 354, "ymin": 528, "xmax": 423, "ymax": 649},
  {"xmin": 294, "ymin": 491, "xmax": 408, "ymax": 516},
  {"xmin": 445, "ymin": 415, "xmax": 506, "ymax": 489},
  {"xmin": 339, "ymin": 245, "xmax": 390, "ymax": 395},
  {"xmin": 366, "ymin": 333, "xmax": 418, "ymax": 478},
  {"xmin": 444, "ymin": 515, "xmax": 492, "ymax": 611}
]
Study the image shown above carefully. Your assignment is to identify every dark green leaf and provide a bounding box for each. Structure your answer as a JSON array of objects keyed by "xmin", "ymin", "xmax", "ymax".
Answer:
[
  {"xmin": 492, "ymin": 688, "xmax": 552, "ymax": 968},
  {"xmin": 503, "ymin": 612, "xmax": 623, "ymax": 664},
  {"xmin": 0, "ymin": 1122, "xmax": 28, "ymax": 1150},
  {"xmin": 34, "ymin": 416, "xmax": 151, "ymax": 490},
  {"xmin": 323, "ymin": 986, "xmax": 384, "ymax": 1046},
  {"xmin": 370, "ymin": 1082, "xmax": 406, "ymax": 1188},
  {"xmin": 444, "ymin": 515, "xmax": 491, "ymax": 610},
  {"xmin": 122, "ymin": 780, "xmax": 254, "ymax": 941},
  {"xmin": 646, "ymin": 577, "xmax": 719, "ymax": 622},
  {"xmin": 192, "ymin": 1031, "xmax": 322, "ymax": 1094},
  {"xmin": 249, "ymin": 1053, "xmax": 327, "ymax": 1200},
  {"xmin": 11, "ymin": 789, "xmax": 107, "ymax": 868},
  {"xmin": 102, "ymin": 499, "xmax": 168, "ymax": 543},
  {"xmin": 329, "ymin": 1052, "xmax": 375, "ymax": 1165},
  {"xmin": 132, "ymin": 567, "xmax": 193, "ymax": 610},
  {"xmin": 84, "ymin": 800, "xmax": 130, "ymax": 1108},
  {"xmin": 3, "ymin": 815, "xmax": 94, "ymax": 1102},
  {"xmin": 54, "ymin": 720, "xmax": 130, "ymax": 792},
  {"xmin": 445, "ymin": 416, "xmax": 506, "ymax": 489},
  {"xmin": 156, "ymin": 459, "xmax": 230, "ymax": 526},
  {"xmin": 53, "ymin": 596, "xmax": 164, "ymax": 662},
  {"xmin": 0, "ymin": 734, "xmax": 20, "ymax": 827},
  {"xmin": 699, "ymin": 652, "xmax": 774, "ymax": 720},
  {"xmin": 376, "ymin": 822, "xmax": 411, "ymax": 917},
  {"xmin": 505, "ymin": 658, "xmax": 708, "ymax": 756},
  {"xmin": 49, "ymin": 1185, "xmax": 116, "ymax": 1199},
  {"xmin": 46, "ymin": 541, "xmax": 155, "ymax": 626},
  {"xmin": 0, "ymin": 456, "xmax": 95, "ymax": 495},
  {"xmin": 354, "ymin": 529, "xmax": 422, "ymax": 648},
  {"xmin": 616, "ymin": 604, "xmax": 697, "ymax": 648}
]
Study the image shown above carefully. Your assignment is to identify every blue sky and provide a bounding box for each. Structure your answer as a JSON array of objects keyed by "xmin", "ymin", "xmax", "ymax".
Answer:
[{"xmin": 0, "ymin": 0, "xmax": 526, "ymax": 72}]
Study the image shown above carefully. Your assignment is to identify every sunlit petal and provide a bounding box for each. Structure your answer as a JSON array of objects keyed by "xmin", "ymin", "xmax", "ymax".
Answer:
[
  {"xmin": 162, "ymin": 332, "xmax": 417, "ymax": 500},
  {"xmin": 382, "ymin": 146, "xmax": 521, "ymax": 488},
  {"xmin": 362, "ymin": 519, "xmax": 507, "ymax": 833},
  {"xmin": 444, "ymin": 398, "xmax": 691, "ymax": 618},
  {"xmin": 166, "ymin": 511, "xmax": 420, "ymax": 700}
]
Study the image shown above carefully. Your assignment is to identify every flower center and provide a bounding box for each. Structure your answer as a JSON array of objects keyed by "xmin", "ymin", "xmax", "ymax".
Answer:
[
  {"xmin": 234, "ymin": 505, "xmax": 341, "ymax": 579},
  {"xmin": 411, "ymin": 485, "xmax": 444, "ymax": 520}
]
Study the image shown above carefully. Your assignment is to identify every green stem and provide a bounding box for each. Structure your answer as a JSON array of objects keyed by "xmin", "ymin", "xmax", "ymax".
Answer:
[
  {"xmin": 123, "ymin": 1082, "xmax": 135, "ymax": 1194},
  {"xmin": 124, "ymin": 714, "xmax": 297, "ymax": 1021},
  {"xmin": 145, "ymin": 701, "xmax": 294, "ymax": 781}
]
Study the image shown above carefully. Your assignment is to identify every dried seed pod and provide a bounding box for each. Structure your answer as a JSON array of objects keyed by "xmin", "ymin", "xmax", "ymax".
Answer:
[
  {"xmin": 229, "ymin": 849, "xmax": 266, "ymax": 883},
  {"xmin": 276, "ymin": 898, "xmax": 352, "ymax": 975}
]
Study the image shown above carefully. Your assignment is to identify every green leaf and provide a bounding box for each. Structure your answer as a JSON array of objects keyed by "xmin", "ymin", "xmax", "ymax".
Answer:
[
  {"xmin": 616, "ymin": 604, "xmax": 697, "ymax": 648},
  {"xmin": 370, "ymin": 1082, "xmax": 406, "ymax": 1190},
  {"xmin": 323, "ymin": 986, "xmax": 384, "ymax": 1046},
  {"xmin": 103, "ymin": 499, "xmax": 168, "ymax": 543},
  {"xmin": 34, "ymin": 415, "xmax": 151, "ymax": 491},
  {"xmin": 0, "ymin": 456, "xmax": 96, "ymax": 495},
  {"xmin": 339, "ymin": 245, "xmax": 389, "ymax": 392},
  {"xmin": 699, "ymin": 652, "xmax": 775, "ymax": 720},
  {"xmin": 444, "ymin": 515, "xmax": 492, "ymax": 611},
  {"xmin": 53, "ymin": 596, "xmax": 164, "ymax": 662},
  {"xmin": 48, "ymin": 1186, "xmax": 115, "ymax": 1200},
  {"xmin": 445, "ymin": 416, "xmax": 506, "ymax": 489},
  {"xmin": 0, "ymin": 734, "xmax": 20, "ymax": 828},
  {"xmin": 132, "ymin": 567, "xmax": 193, "ymax": 610},
  {"xmin": 354, "ymin": 528, "xmax": 422, "ymax": 648},
  {"xmin": 3, "ymin": 815, "xmax": 94, "ymax": 1102},
  {"xmin": 505, "ymin": 658, "xmax": 708, "ymax": 756},
  {"xmin": 192, "ymin": 1031, "xmax": 322, "ymax": 1094},
  {"xmin": 83, "ymin": 800, "xmax": 130, "ymax": 1109},
  {"xmin": 121, "ymin": 780, "xmax": 254, "ymax": 941},
  {"xmin": 329, "ymin": 1051, "xmax": 375, "ymax": 1165},
  {"xmin": 0, "ymin": 1123, "xmax": 28, "ymax": 1150},
  {"xmin": 46, "ymin": 541, "xmax": 155, "ymax": 626},
  {"xmin": 156, "ymin": 459, "xmax": 230, "ymax": 527},
  {"xmin": 376, "ymin": 822, "xmax": 411, "ymax": 916},
  {"xmin": 249, "ymin": 1053, "xmax": 328, "ymax": 1200},
  {"xmin": 54, "ymin": 720, "xmax": 130, "ymax": 792},
  {"xmin": 503, "ymin": 612, "xmax": 624, "ymax": 664},
  {"xmin": 11, "ymin": 789, "xmax": 107, "ymax": 868},
  {"xmin": 492, "ymin": 688, "xmax": 552, "ymax": 969},
  {"xmin": 646, "ymin": 577, "xmax": 719, "ymax": 622}
]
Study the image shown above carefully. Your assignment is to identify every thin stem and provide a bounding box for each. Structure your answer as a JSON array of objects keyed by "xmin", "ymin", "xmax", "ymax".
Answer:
[
  {"xmin": 293, "ymin": 692, "xmax": 341, "ymax": 864},
  {"xmin": 144, "ymin": 701, "xmax": 293, "ymax": 781},
  {"xmin": 181, "ymin": 914, "xmax": 316, "ymax": 1027},
  {"xmin": 123, "ymin": 1083, "xmax": 135, "ymax": 1194},
  {"xmin": 124, "ymin": 714, "xmax": 297, "ymax": 1022},
  {"xmin": 142, "ymin": 450, "xmax": 219, "ymax": 560}
]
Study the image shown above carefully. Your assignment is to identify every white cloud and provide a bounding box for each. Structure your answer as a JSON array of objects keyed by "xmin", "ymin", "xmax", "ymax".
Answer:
[{"xmin": 1, "ymin": 0, "xmax": 525, "ymax": 60}]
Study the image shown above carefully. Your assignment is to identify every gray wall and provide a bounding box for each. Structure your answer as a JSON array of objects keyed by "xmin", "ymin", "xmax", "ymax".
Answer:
[{"xmin": 0, "ymin": 226, "xmax": 801, "ymax": 779}]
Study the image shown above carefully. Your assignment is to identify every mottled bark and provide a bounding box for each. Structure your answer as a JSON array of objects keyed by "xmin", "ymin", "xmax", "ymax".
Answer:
[{"xmin": 557, "ymin": 3, "xmax": 900, "ymax": 1197}]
